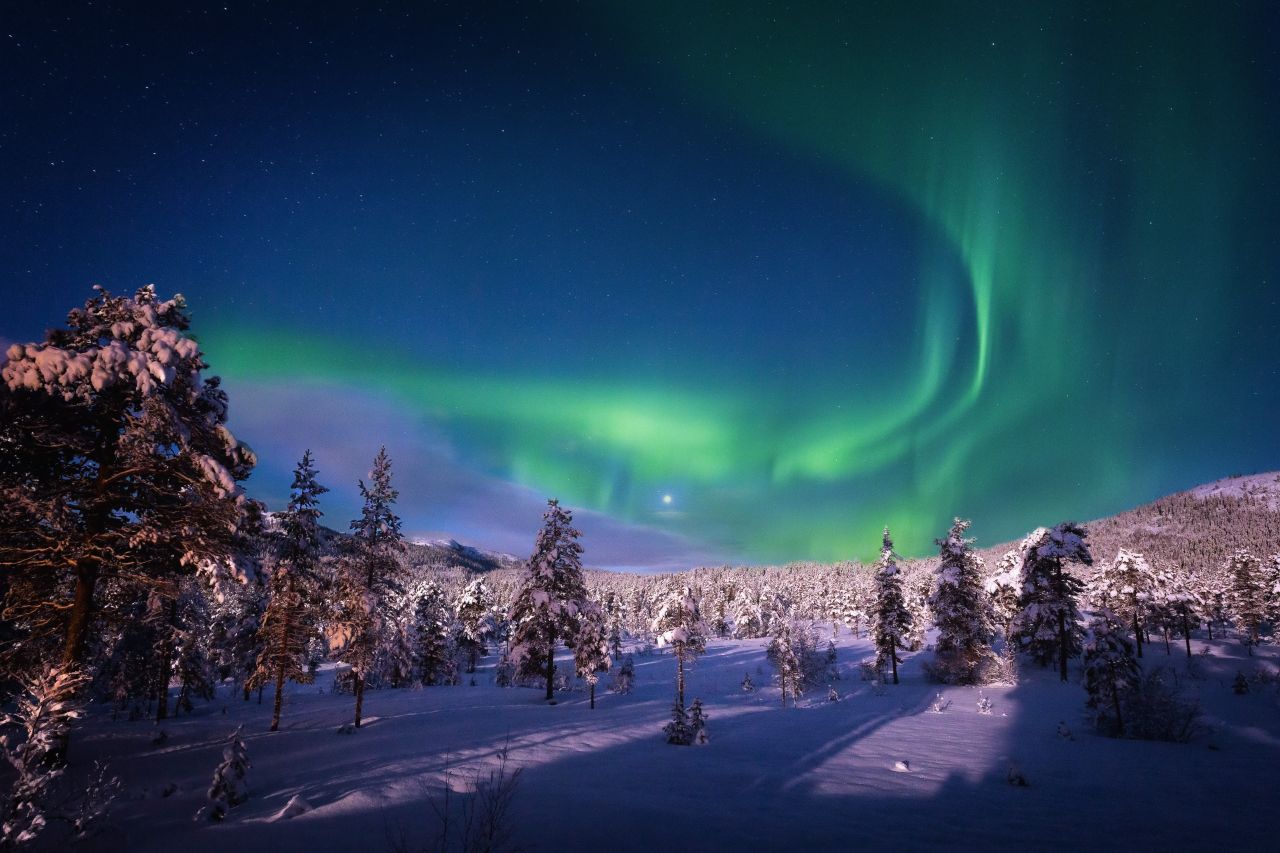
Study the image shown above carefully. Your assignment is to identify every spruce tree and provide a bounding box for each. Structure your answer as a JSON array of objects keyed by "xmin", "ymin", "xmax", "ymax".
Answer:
[
  {"xmin": 573, "ymin": 604, "xmax": 612, "ymax": 709},
  {"xmin": 331, "ymin": 447, "xmax": 403, "ymax": 727},
  {"xmin": 413, "ymin": 581, "xmax": 452, "ymax": 685},
  {"xmin": 1013, "ymin": 523, "xmax": 1092, "ymax": 681},
  {"xmin": 508, "ymin": 500, "xmax": 590, "ymax": 701},
  {"xmin": 1224, "ymin": 549, "xmax": 1267, "ymax": 654},
  {"xmin": 455, "ymin": 577, "xmax": 494, "ymax": 673},
  {"xmin": 247, "ymin": 452, "xmax": 325, "ymax": 732},
  {"xmin": 871, "ymin": 528, "xmax": 911, "ymax": 685},
  {"xmin": 652, "ymin": 585, "xmax": 708, "ymax": 710},
  {"xmin": 930, "ymin": 518, "xmax": 995, "ymax": 684}
]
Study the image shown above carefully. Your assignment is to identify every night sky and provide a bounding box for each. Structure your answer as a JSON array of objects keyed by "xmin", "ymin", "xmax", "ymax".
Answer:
[{"xmin": 3, "ymin": 2, "xmax": 1278, "ymax": 569}]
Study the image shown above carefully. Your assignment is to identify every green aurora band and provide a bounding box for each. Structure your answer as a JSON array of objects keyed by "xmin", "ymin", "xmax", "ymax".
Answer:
[{"xmin": 204, "ymin": 3, "xmax": 1277, "ymax": 562}]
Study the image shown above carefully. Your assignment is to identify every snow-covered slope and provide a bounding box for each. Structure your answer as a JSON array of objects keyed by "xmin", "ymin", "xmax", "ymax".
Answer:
[{"xmin": 71, "ymin": 631, "xmax": 1279, "ymax": 852}]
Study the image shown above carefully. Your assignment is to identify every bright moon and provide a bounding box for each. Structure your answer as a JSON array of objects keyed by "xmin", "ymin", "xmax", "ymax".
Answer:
[{"xmin": 662, "ymin": 494, "xmax": 673, "ymax": 505}]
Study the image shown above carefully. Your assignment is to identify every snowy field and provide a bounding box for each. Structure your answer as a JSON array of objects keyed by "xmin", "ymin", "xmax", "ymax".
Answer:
[{"xmin": 71, "ymin": 631, "xmax": 1279, "ymax": 853}]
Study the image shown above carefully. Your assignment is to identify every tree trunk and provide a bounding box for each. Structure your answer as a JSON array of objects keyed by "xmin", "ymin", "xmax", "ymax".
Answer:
[
  {"xmin": 676, "ymin": 650, "xmax": 685, "ymax": 709},
  {"xmin": 890, "ymin": 646, "xmax": 899, "ymax": 685},
  {"xmin": 544, "ymin": 629, "xmax": 556, "ymax": 701},
  {"xmin": 155, "ymin": 641, "xmax": 173, "ymax": 722},
  {"xmin": 354, "ymin": 672, "xmax": 365, "ymax": 727},
  {"xmin": 1132, "ymin": 609, "xmax": 1143, "ymax": 658},
  {"xmin": 1111, "ymin": 678, "xmax": 1125, "ymax": 737},
  {"xmin": 257, "ymin": 685, "xmax": 264, "ymax": 704},
  {"xmin": 271, "ymin": 664, "xmax": 286, "ymax": 732},
  {"xmin": 1181, "ymin": 611, "xmax": 1192, "ymax": 658},
  {"xmin": 62, "ymin": 558, "xmax": 100, "ymax": 667},
  {"xmin": 1057, "ymin": 610, "xmax": 1069, "ymax": 682},
  {"xmin": 589, "ymin": 681, "xmax": 596, "ymax": 710},
  {"xmin": 1163, "ymin": 627, "xmax": 1171, "ymax": 656}
]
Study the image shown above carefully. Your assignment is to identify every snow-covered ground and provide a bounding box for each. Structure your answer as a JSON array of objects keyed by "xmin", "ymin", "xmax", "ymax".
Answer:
[{"xmin": 72, "ymin": 631, "xmax": 1280, "ymax": 852}]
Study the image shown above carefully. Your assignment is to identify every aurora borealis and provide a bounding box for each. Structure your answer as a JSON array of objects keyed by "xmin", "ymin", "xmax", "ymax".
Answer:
[{"xmin": 3, "ymin": 2, "xmax": 1278, "ymax": 568}]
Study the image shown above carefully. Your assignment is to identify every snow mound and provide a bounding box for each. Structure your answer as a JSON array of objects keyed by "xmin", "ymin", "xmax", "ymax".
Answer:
[
  {"xmin": 270, "ymin": 794, "xmax": 313, "ymax": 821},
  {"xmin": 891, "ymin": 760, "xmax": 912, "ymax": 773}
]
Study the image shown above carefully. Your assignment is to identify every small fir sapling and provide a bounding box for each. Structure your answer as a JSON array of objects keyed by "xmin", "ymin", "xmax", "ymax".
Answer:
[
  {"xmin": 741, "ymin": 673, "xmax": 755, "ymax": 693},
  {"xmin": 689, "ymin": 699, "xmax": 709, "ymax": 745},
  {"xmin": 609, "ymin": 656, "xmax": 635, "ymax": 694},
  {"xmin": 1232, "ymin": 671, "xmax": 1250, "ymax": 695},
  {"xmin": 663, "ymin": 701, "xmax": 691, "ymax": 745},
  {"xmin": 197, "ymin": 726, "xmax": 250, "ymax": 822}
]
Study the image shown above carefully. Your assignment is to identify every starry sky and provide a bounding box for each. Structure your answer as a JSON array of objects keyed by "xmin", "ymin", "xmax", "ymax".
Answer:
[{"xmin": 3, "ymin": 2, "xmax": 1279, "ymax": 569}]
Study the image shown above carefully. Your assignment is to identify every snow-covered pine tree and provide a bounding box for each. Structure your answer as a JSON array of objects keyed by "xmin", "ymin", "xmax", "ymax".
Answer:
[
  {"xmin": 766, "ymin": 622, "xmax": 803, "ymax": 707},
  {"xmin": 871, "ymin": 528, "xmax": 912, "ymax": 685},
  {"xmin": 985, "ymin": 549, "xmax": 1023, "ymax": 642},
  {"xmin": 0, "ymin": 286, "xmax": 256, "ymax": 669},
  {"xmin": 573, "ymin": 603, "xmax": 612, "ymax": 709},
  {"xmin": 1088, "ymin": 549, "xmax": 1156, "ymax": 657},
  {"xmin": 930, "ymin": 518, "xmax": 995, "ymax": 684},
  {"xmin": 413, "ymin": 581, "xmax": 453, "ymax": 685},
  {"xmin": 197, "ymin": 726, "xmax": 249, "ymax": 822},
  {"xmin": 331, "ymin": 447, "xmax": 404, "ymax": 727},
  {"xmin": 1012, "ymin": 523, "xmax": 1092, "ymax": 682},
  {"xmin": 247, "ymin": 451, "xmax": 326, "ymax": 731},
  {"xmin": 652, "ymin": 585, "xmax": 708, "ymax": 711},
  {"xmin": 1082, "ymin": 613, "xmax": 1141, "ymax": 737},
  {"xmin": 663, "ymin": 701, "xmax": 690, "ymax": 745},
  {"xmin": 455, "ymin": 577, "xmax": 494, "ymax": 674},
  {"xmin": 508, "ymin": 500, "xmax": 590, "ymax": 701},
  {"xmin": 688, "ymin": 698, "xmax": 709, "ymax": 745},
  {"xmin": 0, "ymin": 665, "xmax": 90, "ymax": 847},
  {"xmin": 1224, "ymin": 549, "xmax": 1267, "ymax": 654},
  {"xmin": 610, "ymin": 655, "xmax": 635, "ymax": 694},
  {"xmin": 1162, "ymin": 566, "xmax": 1203, "ymax": 658}
]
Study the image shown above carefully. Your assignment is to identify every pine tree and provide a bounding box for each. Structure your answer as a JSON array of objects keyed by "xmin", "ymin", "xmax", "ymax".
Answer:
[
  {"xmin": 871, "ymin": 528, "xmax": 911, "ymax": 685},
  {"xmin": 610, "ymin": 655, "xmax": 635, "ymax": 694},
  {"xmin": 247, "ymin": 452, "xmax": 325, "ymax": 732},
  {"xmin": 1088, "ymin": 549, "xmax": 1156, "ymax": 657},
  {"xmin": 985, "ymin": 549, "xmax": 1023, "ymax": 641},
  {"xmin": 573, "ymin": 604, "xmax": 612, "ymax": 709},
  {"xmin": 331, "ymin": 447, "xmax": 403, "ymax": 727},
  {"xmin": 766, "ymin": 622, "xmax": 804, "ymax": 706},
  {"xmin": 413, "ymin": 581, "xmax": 453, "ymax": 685},
  {"xmin": 688, "ymin": 698, "xmax": 709, "ymax": 745},
  {"xmin": 0, "ymin": 286, "xmax": 256, "ymax": 669},
  {"xmin": 930, "ymin": 518, "xmax": 995, "ymax": 684},
  {"xmin": 1012, "ymin": 523, "xmax": 1092, "ymax": 682},
  {"xmin": 197, "ymin": 726, "xmax": 249, "ymax": 822},
  {"xmin": 663, "ymin": 700, "xmax": 690, "ymax": 745},
  {"xmin": 652, "ymin": 585, "xmax": 708, "ymax": 710},
  {"xmin": 508, "ymin": 500, "xmax": 590, "ymax": 701},
  {"xmin": 455, "ymin": 577, "xmax": 494, "ymax": 673},
  {"xmin": 1082, "ymin": 614, "xmax": 1141, "ymax": 737},
  {"xmin": 1224, "ymin": 549, "xmax": 1267, "ymax": 654}
]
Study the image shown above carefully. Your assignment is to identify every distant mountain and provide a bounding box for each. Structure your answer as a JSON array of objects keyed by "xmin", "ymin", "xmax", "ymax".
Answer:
[
  {"xmin": 979, "ymin": 472, "xmax": 1280, "ymax": 571},
  {"xmin": 261, "ymin": 513, "xmax": 522, "ymax": 573},
  {"xmin": 404, "ymin": 538, "xmax": 523, "ymax": 574}
]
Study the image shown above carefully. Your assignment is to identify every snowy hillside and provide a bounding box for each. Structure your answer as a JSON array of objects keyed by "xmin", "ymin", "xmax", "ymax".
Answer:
[
  {"xmin": 66, "ymin": 630, "xmax": 1279, "ymax": 852},
  {"xmin": 977, "ymin": 471, "xmax": 1280, "ymax": 572}
]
